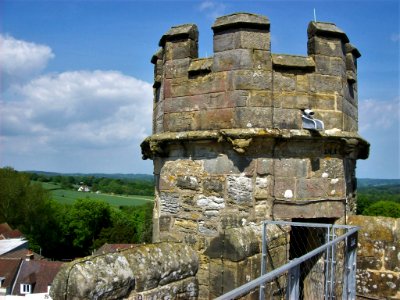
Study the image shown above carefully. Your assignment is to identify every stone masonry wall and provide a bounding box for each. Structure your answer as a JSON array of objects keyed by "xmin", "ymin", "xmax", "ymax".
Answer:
[
  {"xmin": 141, "ymin": 12, "xmax": 369, "ymax": 298},
  {"xmin": 348, "ymin": 215, "xmax": 400, "ymax": 299}
]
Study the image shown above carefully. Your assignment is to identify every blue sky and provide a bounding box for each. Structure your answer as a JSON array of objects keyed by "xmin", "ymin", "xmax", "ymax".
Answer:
[{"xmin": 0, "ymin": 0, "xmax": 399, "ymax": 178}]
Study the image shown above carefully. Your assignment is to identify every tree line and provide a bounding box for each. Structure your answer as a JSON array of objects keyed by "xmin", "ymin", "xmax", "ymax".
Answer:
[
  {"xmin": 0, "ymin": 167, "xmax": 153, "ymax": 260},
  {"xmin": 356, "ymin": 183, "xmax": 400, "ymax": 218},
  {"xmin": 29, "ymin": 172, "xmax": 154, "ymax": 196}
]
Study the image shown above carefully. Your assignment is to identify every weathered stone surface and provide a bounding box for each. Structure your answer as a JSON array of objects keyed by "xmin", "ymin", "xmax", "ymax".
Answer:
[
  {"xmin": 227, "ymin": 175, "xmax": 253, "ymax": 204},
  {"xmin": 348, "ymin": 216, "xmax": 400, "ymax": 299},
  {"xmin": 213, "ymin": 49, "xmax": 253, "ymax": 71},
  {"xmin": 50, "ymin": 243, "xmax": 199, "ymax": 300},
  {"xmin": 177, "ymin": 175, "xmax": 200, "ymax": 190},
  {"xmin": 204, "ymin": 225, "xmax": 261, "ymax": 261},
  {"xmin": 127, "ymin": 277, "xmax": 198, "ymax": 300},
  {"xmin": 160, "ymin": 192, "xmax": 180, "ymax": 214},
  {"xmin": 272, "ymin": 54, "xmax": 315, "ymax": 71},
  {"xmin": 273, "ymin": 200, "xmax": 345, "ymax": 219},
  {"xmin": 212, "ymin": 12, "xmax": 270, "ymax": 33}
]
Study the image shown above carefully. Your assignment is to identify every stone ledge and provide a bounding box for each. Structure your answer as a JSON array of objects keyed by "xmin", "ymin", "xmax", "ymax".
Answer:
[
  {"xmin": 159, "ymin": 24, "xmax": 198, "ymax": 46},
  {"xmin": 308, "ymin": 21, "xmax": 349, "ymax": 43},
  {"xmin": 212, "ymin": 12, "xmax": 270, "ymax": 33},
  {"xmin": 272, "ymin": 54, "xmax": 315, "ymax": 71},
  {"xmin": 141, "ymin": 128, "xmax": 369, "ymax": 159},
  {"xmin": 50, "ymin": 242, "xmax": 199, "ymax": 300}
]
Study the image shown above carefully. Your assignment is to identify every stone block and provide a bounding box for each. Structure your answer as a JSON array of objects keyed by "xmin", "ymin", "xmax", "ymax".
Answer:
[
  {"xmin": 253, "ymin": 49, "xmax": 272, "ymax": 70},
  {"xmin": 235, "ymin": 28, "xmax": 270, "ymax": 50},
  {"xmin": 229, "ymin": 69, "xmax": 272, "ymax": 90},
  {"xmin": 343, "ymin": 98, "xmax": 358, "ymax": 120},
  {"xmin": 309, "ymin": 157, "xmax": 345, "ymax": 178},
  {"xmin": 229, "ymin": 90, "xmax": 249, "ymax": 107},
  {"xmin": 203, "ymin": 176, "xmax": 225, "ymax": 196},
  {"xmin": 164, "ymin": 39, "xmax": 198, "ymax": 60},
  {"xmin": 234, "ymin": 107, "xmax": 273, "ymax": 128},
  {"xmin": 273, "ymin": 108, "xmax": 302, "ymax": 129},
  {"xmin": 273, "ymin": 72, "xmax": 296, "ymax": 92},
  {"xmin": 189, "ymin": 72, "xmax": 227, "ymax": 95},
  {"xmin": 254, "ymin": 200, "xmax": 273, "ymax": 219},
  {"xmin": 227, "ymin": 175, "xmax": 253, "ymax": 204},
  {"xmin": 164, "ymin": 58, "xmax": 190, "ymax": 79},
  {"xmin": 314, "ymin": 55, "xmax": 346, "ymax": 77},
  {"xmin": 273, "ymin": 177, "xmax": 296, "ymax": 199},
  {"xmin": 345, "ymin": 52, "xmax": 357, "ymax": 72},
  {"xmin": 160, "ymin": 192, "xmax": 180, "ymax": 214},
  {"xmin": 274, "ymin": 158, "xmax": 308, "ymax": 178},
  {"xmin": 309, "ymin": 93, "xmax": 337, "ymax": 111},
  {"xmin": 247, "ymin": 90, "xmax": 272, "ymax": 107},
  {"xmin": 159, "ymin": 216, "xmax": 172, "ymax": 231},
  {"xmin": 199, "ymin": 108, "xmax": 234, "ymax": 130},
  {"xmin": 256, "ymin": 158, "xmax": 274, "ymax": 175},
  {"xmin": 296, "ymin": 74, "xmax": 310, "ymax": 92},
  {"xmin": 296, "ymin": 178, "xmax": 328, "ymax": 199},
  {"xmin": 205, "ymin": 226, "xmax": 261, "ymax": 262},
  {"xmin": 213, "ymin": 49, "xmax": 253, "ymax": 71},
  {"xmin": 164, "ymin": 111, "xmax": 199, "ymax": 131},
  {"xmin": 317, "ymin": 111, "xmax": 343, "ymax": 130},
  {"xmin": 196, "ymin": 195, "xmax": 225, "ymax": 212},
  {"xmin": 343, "ymin": 114, "xmax": 357, "ymax": 132},
  {"xmin": 307, "ymin": 36, "xmax": 345, "ymax": 58},
  {"xmin": 309, "ymin": 74, "xmax": 343, "ymax": 94},
  {"xmin": 198, "ymin": 221, "xmax": 218, "ymax": 236},
  {"xmin": 177, "ymin": 175, "xmax": 200, "ymax": 190},
  {"xmin": 273, "ymin": 200, "xmax": 345, "ymax": 219},
  {"xmin": 254, "ymin": 176, "xmax": 273, "ymax": 200},
  {"xmin": 273, "ymin": 94, "xmax": 310, "ymax": 110},
  {"xmin": 204, "ymin": 155, "xmax": 240, "ymax": 174}
]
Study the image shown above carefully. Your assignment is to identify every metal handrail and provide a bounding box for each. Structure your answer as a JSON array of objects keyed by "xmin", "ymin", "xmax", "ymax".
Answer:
[{"xmin": 215, "ymin": 226, "xmax": 359, "ymax": 300}]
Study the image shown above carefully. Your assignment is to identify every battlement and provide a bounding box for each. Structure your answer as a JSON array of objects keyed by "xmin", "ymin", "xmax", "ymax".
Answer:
[{"xmin": 151, "ymin": 12, "xmax": 361, "ymax": 135}]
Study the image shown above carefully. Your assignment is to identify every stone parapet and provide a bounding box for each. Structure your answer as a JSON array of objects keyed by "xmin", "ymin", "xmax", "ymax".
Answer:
[
  {"xmin": 347, "ymin": 216, "xmax": 400, "ymax": 299},
  {"xmin": 50, "ymin": 242, "xmax": 199, "ymax": 300}
]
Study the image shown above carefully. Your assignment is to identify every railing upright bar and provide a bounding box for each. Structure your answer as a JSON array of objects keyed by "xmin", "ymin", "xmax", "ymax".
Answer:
[
  {"xmin": 342, "ymin": 229, "xmax": 358, "ymax": 300},
  {"xmin": 286, "ymin": 263, "xmax": 300, "ymax": 300},
  {"xmin": 325, "ymin": 226, "xmax": 331, "ymax": 300},
  {"xmin": 259, "ymin": 222, "xmax": 267, "ymax": 300}
]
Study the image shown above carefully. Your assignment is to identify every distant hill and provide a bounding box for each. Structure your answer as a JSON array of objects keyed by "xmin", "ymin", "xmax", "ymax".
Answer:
[
  {"xmin": 358, "ymin": 178, "xmax": 400, "ymax": 188},
  {"xmin": 24, "ymin": 170, "xmax": 153, "ymax": 181}
]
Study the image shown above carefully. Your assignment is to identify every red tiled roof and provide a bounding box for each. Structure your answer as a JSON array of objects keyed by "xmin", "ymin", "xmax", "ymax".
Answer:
[
  {"xmin": 0, "ymin": 258, "xmax": 22, "ymax": 289},
  {"xmin": 1, "ymin": 249, "xmax": 44, "ymax": 260},
  {"xmin": 12, "ymin": 260, "xmax": 64, "ymax": 295},
  {"xmin": 93, "ymin": 243, "xmax": 137, "ymax": 255},
  {"xmin": 0, "ymin": 223, "xmax": 13, "ymax": 235},
  {"xmin": 0, "ymin": 223, "xmax": 24, "ymax": 240}
]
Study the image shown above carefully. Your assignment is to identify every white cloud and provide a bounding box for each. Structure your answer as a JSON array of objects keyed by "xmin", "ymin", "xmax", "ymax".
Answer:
[
  {"xmin": 1, "ymin": 70, "xmax": 153, "ymax": 154},
  {"xmin": 198, "ymin": 0, "xmax": 226, "ymax": 19},
  {"xmin": 391, "ymin": 33, "xmax": 400, "ymax": 42},
  {"xmin": 0, "ymin": 34, "xmax": 54, "ymax": 88},
  {"xmin": 359, "ymin": 98, "xmax": 399, "ymax": 133}
]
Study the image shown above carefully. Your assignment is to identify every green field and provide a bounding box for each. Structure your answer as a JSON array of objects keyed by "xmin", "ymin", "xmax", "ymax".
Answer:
[{"xmin": 39, "ymin": 182, "xmax": 154, "ymax": 206}]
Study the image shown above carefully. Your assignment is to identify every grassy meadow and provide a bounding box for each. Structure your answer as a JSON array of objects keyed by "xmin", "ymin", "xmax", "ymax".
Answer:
[{"xmin": 40, "ymin": 182, "xmax": 153, "ymax": 206}]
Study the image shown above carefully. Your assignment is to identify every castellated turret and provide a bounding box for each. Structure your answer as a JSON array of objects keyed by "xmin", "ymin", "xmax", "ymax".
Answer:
[{"xmin": 141, "ymin": 12, "xmax": 369, "ymax": 298}]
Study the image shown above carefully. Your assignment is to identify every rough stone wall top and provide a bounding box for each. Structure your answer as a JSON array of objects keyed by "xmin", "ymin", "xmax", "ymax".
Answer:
[{"xmin": 150, "ymin": 12, "xmax": 363, "ymax": 137}]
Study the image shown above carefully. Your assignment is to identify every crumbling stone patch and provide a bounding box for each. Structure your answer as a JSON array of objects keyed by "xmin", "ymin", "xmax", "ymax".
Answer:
[{"xmin": 227, "ymin": 175, "xmax": 253, "ymax": 204}]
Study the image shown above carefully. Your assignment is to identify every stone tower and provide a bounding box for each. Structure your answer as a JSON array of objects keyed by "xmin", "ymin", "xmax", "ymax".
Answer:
[{"xmin": 141, "ymin": 12, "xmax": 369, "ymax": 298}]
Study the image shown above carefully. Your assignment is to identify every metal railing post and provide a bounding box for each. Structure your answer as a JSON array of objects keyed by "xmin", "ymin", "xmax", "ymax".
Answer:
[
  {"xmin": 259, "ymin": 221, "xmax": 267, "ymax": 300},
  {"xmin": 342, "ymin": 230, "xmax": 358, "ymax": 300},
  {"xmin": 286, "ymin": 263, "xmax": 300, "ymax": 300}
]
